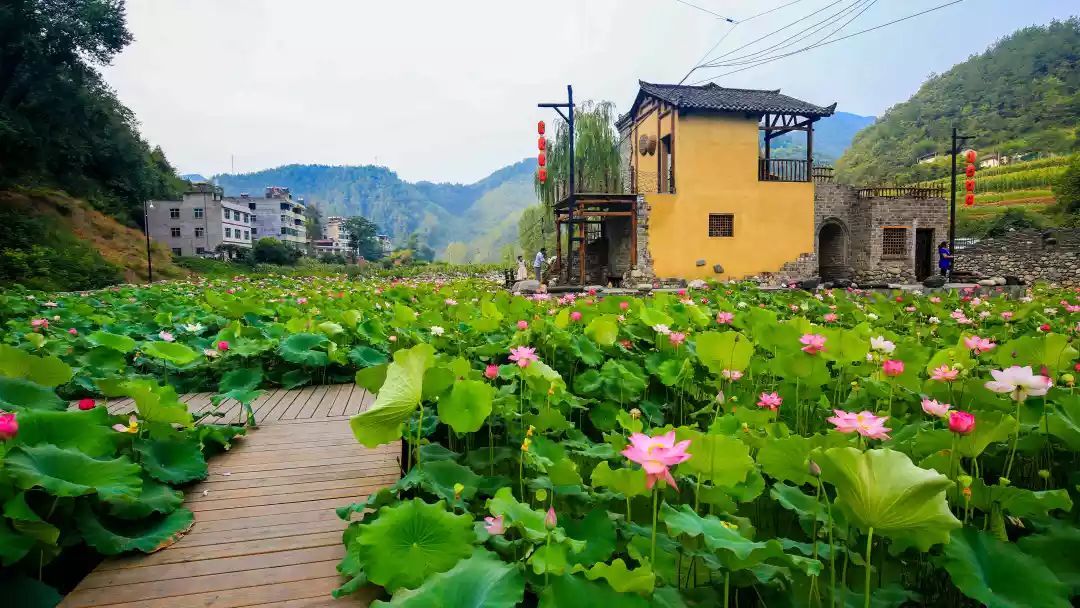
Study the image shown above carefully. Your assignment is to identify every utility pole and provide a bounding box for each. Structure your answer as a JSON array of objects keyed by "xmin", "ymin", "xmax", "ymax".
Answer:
[
  {"xmin": 948, "ymin": 127, "xmax": 974, "ymax": 270},
  {"xmin": 142, "ymin": 200, "xmax": 154, "ymax": 283},
  {"xmin": 538, "ymin": 85, "xmax": 576, "ymax": 280}
]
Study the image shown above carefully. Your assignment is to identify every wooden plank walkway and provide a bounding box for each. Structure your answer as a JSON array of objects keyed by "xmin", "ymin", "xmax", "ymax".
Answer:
[{"xmin": 62, "ymin": 384, "xmax": 400, "ymax": 608}]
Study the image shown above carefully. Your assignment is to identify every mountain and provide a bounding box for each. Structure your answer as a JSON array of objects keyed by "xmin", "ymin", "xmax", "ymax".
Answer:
[
  {"xmin": 770, "ymin": 111, "xmax": 876, "ymax": 162},
  {"xmin": 836, "ymin": 18, "xmax": 1080, "ymax": 186},
  {"xmin": 181, "ymin": 173, "xmax": 208, "ymax": 182},
  {"xmin": 211, "ymin": 159, "xmax": 537, "ymax": 260}
]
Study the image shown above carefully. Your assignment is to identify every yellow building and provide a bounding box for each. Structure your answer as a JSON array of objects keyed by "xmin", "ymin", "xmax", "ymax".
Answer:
[{"xmin": 552, "ymin": 81, "xmax": 836, "ymax": 285}]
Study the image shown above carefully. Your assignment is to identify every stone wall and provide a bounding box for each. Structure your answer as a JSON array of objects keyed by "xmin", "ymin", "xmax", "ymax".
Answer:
[{"xmin": 959, "ymin": 229, "xmax": 1080, "ymax": 286}]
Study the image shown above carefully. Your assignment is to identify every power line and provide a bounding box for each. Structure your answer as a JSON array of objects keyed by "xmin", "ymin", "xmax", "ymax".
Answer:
[
  {"xmin": 690, "ymin": 0, "xmax": 964, "ymax": 83},
  {"xmin": 672, "ymin": 0, "xmax": 735, "ymax": 22},
  {"xmin": 677, "ymin": 0, "xmax": 812, "ymax": 85}
]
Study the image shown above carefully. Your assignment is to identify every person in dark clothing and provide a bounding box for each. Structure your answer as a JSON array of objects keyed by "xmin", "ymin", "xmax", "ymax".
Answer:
[{"xmin": 938, "ymin": 241, "xmax": 953, "ymax": 277}]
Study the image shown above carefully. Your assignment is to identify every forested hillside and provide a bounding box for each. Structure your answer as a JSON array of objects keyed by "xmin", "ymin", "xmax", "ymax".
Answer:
[
  {"xmin": 213, "ymin": 159, "xmax": 537, "ymax": 260},
  {"xmin": 836, "ymin": 18, "xmax": 1080, "ymax": 186}
]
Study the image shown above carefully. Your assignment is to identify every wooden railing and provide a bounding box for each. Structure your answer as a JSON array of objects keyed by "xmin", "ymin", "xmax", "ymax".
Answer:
[
  {"xmin": 759, "ymin": 158, "xmax": 809, "ymax": 182},
  {"xmin": 856, "ymin": 186, "xmax": 946, "ymax": 199},
  {"xmin": 811, "ymin": 166, "xmax": 834, "ymax": 183}
]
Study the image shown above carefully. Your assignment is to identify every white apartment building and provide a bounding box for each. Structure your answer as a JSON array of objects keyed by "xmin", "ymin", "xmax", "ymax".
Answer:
[
  {"xmin": 242, "ymin": 186, "xmax": 308, "ymax": 249},
  {"xmin": 147, "ymin": 184, "xmax": 254, "ymax": 257}
]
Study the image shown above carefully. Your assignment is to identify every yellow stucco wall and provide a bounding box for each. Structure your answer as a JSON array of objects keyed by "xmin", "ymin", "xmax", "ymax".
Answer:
[{"xmin": 642, "ymin": 112, "xmax": 815, "ymax": 280}]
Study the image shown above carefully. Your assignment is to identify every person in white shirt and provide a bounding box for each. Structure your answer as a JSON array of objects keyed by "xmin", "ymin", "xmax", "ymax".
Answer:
[
  {"xmin": 515, "ymin": 255, "xmax": 528, "ymax": 281},
  {"xmin": 533, "ymin": 248, "xmax": 547, "ymax": 282}
]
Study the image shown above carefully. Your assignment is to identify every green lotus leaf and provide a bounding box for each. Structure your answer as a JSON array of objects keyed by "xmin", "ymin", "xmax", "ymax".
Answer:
[
  {"xmin": 140, "ymin": 341, "xmax": 200, "ymax": 366},
  {"xmin": 218, "ymin": 367, "xmax": 262, "ymax": 393},
  {"xmin": 351, "ymin": 344, "xmax": 435, "ymax": 448},
  {"xmin": 5, "ymin": 444, "xmax": 141, "ymax": 501},
  {"xmin": 4, "ymin": 573, "xmax": 62, "ymax": 608},
  {"xmin": 939, "ymin": 527, "xmax": 1071, "ymax": 608},
  {"xmin": 539, "ymin": 573, "xmax": 650, "ymax": 608},
  {"xmin": 356, "ymin": 363, "xmax": 389, "ymax": 393},
  {"xmin": 422, "ymin": 366, "xmax": 455, "ymax": 400},
  {"xmin": 757, "ymin": 435, "xmax": 815, "ymax": 486},
  {"xmin": 278, "ymin": 332, "xmax": 330, "ymax": 366},
  {"xmin": 816, "ymin": 447, "xmax": 960, "ymax": 552},
  {"xmin": 529, "ymin": 541, "xmax": 570, "ymax": 575},
  {"xmin": 349, "ymin": 498, "xmax": 475, "ymax": 592},
  {"xmin": 398, "ymin": 460, "xmax": 481, "ymax": 507},
  {"xmin": 79, "ymin": 346, "xmax": 128, "ymax": 372},
  {"xmin": 638, "ymin": 307, "xmax": 673, "ymax": 329},
  {"xmin": 589, "ymin": 461, "xmax": 649, "ymax": 498},
  {"xmin": 135, "ymin": 437, "xmax": 208, "ymax": 484},
  {"xmin": 818, "ymin": 328, "xmax": 870, "ymax": 365},
  {"xmin": 597, "ymin": 359, "xmax": 647, "ymax": 403},
  {"xmin": 585, "ymin": 315, "xmax": 619, "ymax": 347},
  {"xmin": 437, "ymin": 379, "xmax": 494, "ymax": 434},
  {"xmin": 1046, "ymin": 396, "xmax": 1080, "ymax": 450},
  {"xmin": 661, "ymin": 503, "xmax": 782, "ymax": 569},
  {"xmin": 0, "ymin": 344, "xmax": 32, "ymax": 378},
  {"xmin": 280, "ymin": 368, "xmax": 311, "ymax": 389},
  {"xmin": 562, "ymin": 509, "xmax": 616, "ymax": 566},
  {"xmin": 4, "ymin": 491, "xmax": 59, "ymax": 545},
  {"xmin": 0, "ymin": 347, "xmax": 73, "ymax": 388},
  {"xmin": 674, "ymin": 427, "xmax": 754, "ymax": 488},
  {"xmin": 0, "ymin": 377, "xmax": 65, "ymax": 411},
  {"xmin": 122, "ymin": 380, "xmax": 193, "ymax": 428},
  {"xmin": 570, "ymin": 334, "xmax": 604, "ymax": 366},
  {"xmin": 993, "ymin": 333, "xmax": 1077, "ymax": 375},
  {"xmin": 318, "ymin": 321, "xmax": 344, "ymax": 336},
  {"xmin": 77, "ymin": 504, "xmax": 195, "ymax": 555},
  {"xmin": 349, "ymin": 345, "xmax": 389, "ymax": 368},
  {"xmin": 11, "ymin": 407, "xmax": 116, "ymax": 457},
  {"xmin": 695, "ymin": 331, "xmax": 754, "ymax": 374},
  {"xmin": 87, "ymin": 331, "xmax": 136, "ymax": 353},
  {"xmin": 0, "ymin": 519, "xmax": 35, "ymax": 566},
  {"xmin": 577, "ymin": 558, "xmax": 655, "ymax": 594},
  {"xmin": 915, "ymin": 411, "xmax": 1018, "ymax": 459},
  {"xmin": 967, "ymin": 478, "xmax": 1073, "ymax": 518},
  {"xmin": 106, "ymin": 475, "xmax": 184, "ymax": 519},
  {"xmin": 770, "ymin": 483, "xmax": 827, "ymax": 527},
  {"xmin": 1017, "ymin": 521, "xmax": 1080, "ymax": 593},
  {"xmin": 372, "ymin": 549, "xmax": 524, "ymax": 607}
]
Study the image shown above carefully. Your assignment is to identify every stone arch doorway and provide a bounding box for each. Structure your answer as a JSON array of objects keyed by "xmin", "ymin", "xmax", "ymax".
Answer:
[{"xmin": 818, "ymin": 220, "xmax": 851, "ymax": 281}]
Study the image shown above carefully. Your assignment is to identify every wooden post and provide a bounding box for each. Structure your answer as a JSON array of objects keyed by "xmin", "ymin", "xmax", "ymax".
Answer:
[
  {"xmin": 670, "ymin": 109, "xmax": 676, "ymax": 193},
  {"xmin": 555, "ymin": 218, "xmax": 562, "ymax": 276},
  {"xmin": 579, "ymin": 203, "xmax": 587, "ymax": 286},
  {"xmin": 630, "ymin": 198, "xmax": 638, "ymax": 270},
  {"xmin": 806, "ymin": 117, "xmax": 814, "ymax": 182}
]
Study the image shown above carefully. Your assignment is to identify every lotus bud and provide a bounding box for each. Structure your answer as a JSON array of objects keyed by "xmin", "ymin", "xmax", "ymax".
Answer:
[
  {"xmin": 629, "ymin": 408, "xmax": 641, "ymax": 420},
  {"xmin": 807, "ymin": 460, "xmax": 821, "ymax": 477},
  {"xmin": 998, "ymin": 477, "xmax": 1011, "ymax": 487},
  {"xmin": 453, "ymin": 483, "xmax": 464, "ymax": 500},
  {"xmin": 715, "ymin": 391, "xmax": 725, "ymax": 404},
  {"xmin": 1038, "ymin": 469, "xmax": 1051, "ymax": 480},
  {"xmin": 1062, "ymin": 373, "xmax": 1075, "ymax": 387},
  {"xmin": 957, "ymin": 474, "xmax": 972, "ymax": 488},
  {"xmin": 962, "ymin": 487, "xmax": 972, "ymax": 501},
  {"xmin": 535, "ymin": 489, "xmax": 548, "ymax": 502},
  {"xmin": 544, "ymin": 507, "xmax": 557, "ymax": 530}
]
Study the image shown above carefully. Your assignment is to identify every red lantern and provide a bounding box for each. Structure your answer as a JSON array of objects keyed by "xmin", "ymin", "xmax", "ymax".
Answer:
[
  {"xmin": 538, "ymin": 152, "xmax": 546, "ymax": 167},
  {"xmin": 965, "ymin": 150, "xmax": 976, "ymax": 164},
  {"xmin": 965, "ymin": 179, "xmax": 975, "ymax": 192},
  {"xmin": 538, "ymin": 167, "xmax": 547, "ymax": 183},
  {"xmin": 538, "ymin": 137, "xmax": 546, "ymax": 151},
  {"xmin": 964, "ymin": 193, "xmax": 975, "ymax": 206},
  {"xmin": 965, "ymin": 164, "xmax": 976, "ymax": 178},
  {"xmin": 537, "ymin": 121, "xmax": 545, "ymax": 136}
]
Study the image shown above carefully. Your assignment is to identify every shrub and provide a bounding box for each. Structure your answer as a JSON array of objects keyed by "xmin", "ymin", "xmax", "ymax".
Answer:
[{"xmin": 252, "ymin": 238, "xmax": 301, "ymax": 265}]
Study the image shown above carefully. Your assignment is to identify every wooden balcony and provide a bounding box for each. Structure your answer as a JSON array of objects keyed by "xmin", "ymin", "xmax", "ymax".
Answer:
[{"xmin": 759, "ymin": 158, "xmax": 809, "ymax": 182}]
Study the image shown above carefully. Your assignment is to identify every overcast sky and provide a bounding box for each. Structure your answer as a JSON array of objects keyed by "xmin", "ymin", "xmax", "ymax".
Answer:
[{"xmin": 104, "ymin": 0, "xmax": 1077, "ymax": 184}]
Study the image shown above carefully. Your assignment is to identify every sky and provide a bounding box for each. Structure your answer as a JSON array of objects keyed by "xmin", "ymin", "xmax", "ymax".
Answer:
[{"xmin": 104, "ymin": 0, "xmax": 1078, "ymax": 184}]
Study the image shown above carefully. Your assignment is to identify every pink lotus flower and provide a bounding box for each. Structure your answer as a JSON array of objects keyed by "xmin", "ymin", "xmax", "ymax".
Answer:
[
  {"xmin": 508, "ymin": 346, "xmax": 538, "ymax": 368},
  {"xmin": 516, "ymin": 320, "xmax": 529, "ymax": 331},
  {"xmin": 484, "ymin": 364, "xmax": 498, "ymax": 380},
  {"xmin": 800, "ymin": 333, "xmax": 826, "ymax": 355},
  {"xmin": 112, "ymin": 415, "xmax": 139, "ymax": 434},
  {"xmin": 31, "ymin": 318, "xmax": 48, "ymax": 329},
  {"xmin": 948, "ymin": 410, "xmax": 976, "ymax": 435},
  {"xmin": 963, "ymin": 335, "xmax": 995, "ymax": 354},
  {"xmin": 297, "ymin": 297, "xmax": 308, "ymax": 304},
  {"xmin": 823, "ymin": 313, "xmax": 838, "ymax": 323},
  {"xmin": 77, "ymin": 398, "xmax": 96, "ymax": 411},
  {"xmin": 722, "ymin": 369, "xmax": 743, "ymax": 381},
  {"xmin": 484, "ymin": 514, "xmax": 505, "ymax": 535},
  {"xmin": 1038, "ymin": 323, "xmax": 1051, "ymax": 332},
  {"xmin": 621, "ymin": 431, "xmax": 692, "ymax": 490},
  {"xmin": 570, "ymin": 311, "xmax": 582, "ymax": 322},
  {"xmin": 920, "ymin": 398, "xmax": 951, "ymax": 418},
  {"xmin": 669, "ymin": 332, "xmax": 686, "ymax": 347},
  {"xmin": 619, "ymin": 301, "xmax": 629, "ymax": 311},
  {"xmin": 544, "ymin": 507, "xmax": 557, "ymax": 529},
  {"xmin": 158, "ymin": 331, "xmax": 175, "ymax": 342},
  {"xmin": 0, "ymin": 412, "xmax": 17, "ymax": 440},
  {"xmin": 716, "ymin": 311, "xmax": 734, "ymax": 325},
  {"xmin": 930, "ymin": 365, "xmax": 959, "ymax": 382},
  {"xmin": 984, "ymin": 365, "xmax": 1052, "ymax": 401},
  {"xmin": 882, "ymin": 359, "xmax": 904, "ymax": 377},
  {"xmin": 929, "ymin": 296, "xmax": 941, "ymax": 303},
  {"xmin": 757, "ymin": 392, "xmax": 783, "ymax": 411},
  {"xmin": 827, "ymin": 410, "xmax": 891, "ymax": 440},
  {"xmin": 217, "ymin": 341, "xmax": 230, "ymax": 351},
  {"xmin": 68, "ymin": 328, "xmax": 78, "ymax": 335},
  {"xmin": 1001, "ymin": 311, "xmax": 1014, "ymax": 321},
  {"xmin": 445, "ymin": 298, "xmax": 458, "ymax": 306}
]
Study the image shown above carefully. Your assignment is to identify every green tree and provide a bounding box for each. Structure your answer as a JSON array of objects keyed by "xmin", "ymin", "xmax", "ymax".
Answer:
[
  {"xmin": 343, "ymin": 216, "xmax": 384, "ymax": 260},
  {"xmin": 535, "ymin": 100, "xmax": 623, "ymax": 208},
  {"xmin": 517, "ymin": 204, "xmax": 555, "ymax": 260},
  {"xmin": 252, "ymin": 237, "xmax": 300, "ymax": 265},
  {"xmin": 1053, "ymin": 154, "xmax": 1080, "ymax": 214},
  {"xmin": 443, "ymin": 242, "xmax": 470, "ymax": 264}
]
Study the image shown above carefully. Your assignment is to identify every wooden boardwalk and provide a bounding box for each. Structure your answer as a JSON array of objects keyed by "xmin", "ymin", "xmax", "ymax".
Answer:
[{"xmin": 62, "ymin": 384, "xmax": 400, "ymax": 608}]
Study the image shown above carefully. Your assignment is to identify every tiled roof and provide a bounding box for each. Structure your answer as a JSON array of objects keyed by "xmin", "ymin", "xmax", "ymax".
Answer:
[{"xmin": 637, "ymin": 81, "xmax": 836, "ymax": 117}]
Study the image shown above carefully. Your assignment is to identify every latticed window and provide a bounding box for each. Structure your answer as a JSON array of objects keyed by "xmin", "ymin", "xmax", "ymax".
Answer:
[
  {"xmin": 708, "ymin": 214, "xmax": 734, "ymax": 237},
  {"xmin": 882, "ymin": 227, "xmax": 908, "ymax": 257}
]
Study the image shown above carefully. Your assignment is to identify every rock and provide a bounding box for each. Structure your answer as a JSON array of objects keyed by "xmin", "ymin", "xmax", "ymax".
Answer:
[
  {"xmin": 512, "ymin": 280, "xmax": 541, "ymax": 293},
  {"xmin": 797, "ymin": 279, "xmax": 819, "ymax": 291},
  {"xmin": 991, "ymin": 276, "xmax": 1006, "ymax": 286},
  {"xmin": 712, "ymin": 264, "xmax": 724, "ymax": 274},
  {"xmin": 636, "ymin": 283, "xmax": 653, "ymax": 292},
  {"xmin": 695, "ymin": 259, "xmax": 706, "ymax": 267},
  {"xmin": 832, "ymin": 278, "xmax": 853, "ymax": 288},
  {"xmin": 922, "ymin": 276, "xmax": 946, "ymax": 288},
  {"xmin": 630, "ymin": 269, "xmax": 642, "ymax": 278},
  {"xmin": 977, "ymin": 279, "xmax": 996, "ymax": 287},
  {"xmin": 1004, "ymin": 275, "xmax": 1023, "ymax": 285}
]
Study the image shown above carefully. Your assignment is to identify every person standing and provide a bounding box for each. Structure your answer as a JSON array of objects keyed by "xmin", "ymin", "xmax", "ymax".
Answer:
[
  {"xmin": 515, "ymin": 255, "xmax": 528, "ymax": 281},
  {"xmin": 533, "ymin": 247, "xmax": 547, "ymax": 282},
  {"xmin": 938, "ymin": 241, "xmax": 953, "ymax": 278}
]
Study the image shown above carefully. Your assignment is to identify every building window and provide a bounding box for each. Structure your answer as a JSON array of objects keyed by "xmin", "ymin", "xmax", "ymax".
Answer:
[
  {"xmin": 708, "ymin": 214, "xmax": 734, "ymax": 238},
  {"xmin": 194, "ymin": 227, "xmax": 204, "ymax": 238},
  {"xmin": 659, "ymin": 134, "xmax": 674, "ymax": 193},
  {"xmin": 252, "ymin": 228, "xmax": 258, "ymax": 235},
  {"xmin": 244, "ymin": 230, "xmax": 250, "ymax": 240},
  {"xmin": 882, "ymin": 227, "xmax": 908, "ymax": 257},
  {"xmin": 280, "ymin": 214, "xmax": 287, "ymax": 223},
  {"xmin": 170, "ymin": 227, "xmax": 181, "ymax": 238},
  {"xmin": 196, "ymin": 247, "xmax": 206, "ymax": 254},
  {"xmin": 225, "ymin": 227, "xmax": 232, "ymax": 238},
  {"xmin": 171, "ymin": 247, "xmax": 182, "ymax": 256},
  {"xmin": 169, "ymin": 208, "xmax": 179, "ymax": 219},
  {"xmin": 193, "ymin": 208, "xmax": 204, "ymax": 219},
  {"xmin": 243, "ymin": 213, "xmax": 249, "ymax": 223}
]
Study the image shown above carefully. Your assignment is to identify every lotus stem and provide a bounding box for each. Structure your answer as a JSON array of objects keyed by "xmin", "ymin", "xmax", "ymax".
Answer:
[
  {"xmin": 651, "ymin": 488, "xmax": 659, "ymax": 565},
  {"xmin": 863, "ymin": 527, "xmax": 874, "ymax": 608},
  {"xmin": 1004, "ymin": 399, "xmax": 1021, "ymax": 480},
  {"xmin": 724, "ymin": 571, "xmax": 730, "ymax": 608}
]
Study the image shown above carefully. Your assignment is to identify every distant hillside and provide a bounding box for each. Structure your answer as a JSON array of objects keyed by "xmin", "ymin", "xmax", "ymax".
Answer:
[
  {"xmin": 770, "ymin": 111, "xmax": 875, "ymax": 162},
  {"xmin": 836, "ymin": 18, "xmax": 1080, "ymax": 185},
  {"xmin": 212, "ymin": 159, "xmax": 537, "ymax": 260}
]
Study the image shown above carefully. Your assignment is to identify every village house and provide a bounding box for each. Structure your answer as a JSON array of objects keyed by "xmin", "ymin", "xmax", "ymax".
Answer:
[
  {"xmin": 146, "ymin": 183, "xmax": 254, "ymax": 257},
  {"xmin": 549, "ymin": 81, "xmax": 949, "ymax": 287}
]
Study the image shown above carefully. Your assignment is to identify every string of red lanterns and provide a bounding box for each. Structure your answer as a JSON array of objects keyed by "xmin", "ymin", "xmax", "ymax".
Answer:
[
  {"xmin": 537, "ymin": 121, "xmax": 547, "ymax": 183},
  {"xmin": 963, "ymin": 149, "xmax": 976, "ymax": 206}
]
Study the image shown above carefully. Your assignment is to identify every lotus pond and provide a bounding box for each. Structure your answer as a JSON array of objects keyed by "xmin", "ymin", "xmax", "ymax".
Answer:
[{"xmin": 0, "ymin": 277, "xmax": 1078, "ymax": 607}]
